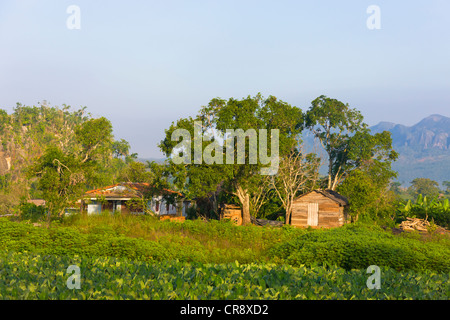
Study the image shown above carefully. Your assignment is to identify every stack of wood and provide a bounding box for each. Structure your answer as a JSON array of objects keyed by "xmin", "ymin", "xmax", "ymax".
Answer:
[
  {"xmin": 399, "ymin": 217, "xmax": 447, "ymax": 233},
  {"xmin": 399, "ymin": 218, "xmax": 430, "ymax": 231},
  {"xmin": 221, "ymin": 204, "xmax": 242, "ymax": 226}
]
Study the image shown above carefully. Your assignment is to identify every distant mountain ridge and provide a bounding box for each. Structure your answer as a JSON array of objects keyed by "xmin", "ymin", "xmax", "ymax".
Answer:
[
  {"xmin": 370, "ymin": 114, "xmax": 450, "ymax": 186},
  {"xmin": 371, "ymin": 114, "xmax": 450, "ymax": 151}
]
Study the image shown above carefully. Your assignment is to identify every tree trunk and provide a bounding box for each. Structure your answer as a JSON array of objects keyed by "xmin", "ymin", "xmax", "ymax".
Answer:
[
  {"xmin": 211, "ymin": 192, "xmax": 219, "ymax": 219},
  {"xmin": 285, "ymin": 202, "xmax": 292, "ymax": 225},
  {"xmin": 327, "ymin": 158, "xmax": 333, "ymax": 190},
  {"xmin": 330, "ymin": 176, "xmax": 338, "ymax": 191},
  {"xmin": 330, "ymin": 165, "xmax": 342, "ymax": 191},
  {"xmin": 235, "ymin": 184, "xmax": 251, "ymax": 226},
  {"xmin": 242, "ymin": 193, "xmax": 250, "ymax": 225}
]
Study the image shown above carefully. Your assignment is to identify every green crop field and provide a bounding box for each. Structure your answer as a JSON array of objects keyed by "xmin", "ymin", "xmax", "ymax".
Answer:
[
  {"xmin": 0, "ymin": 251, "xmax": 448, "ymax": 300},
  {"xmin": 1, "ymin": 216, "xmax": 449, "ymax": 300}
]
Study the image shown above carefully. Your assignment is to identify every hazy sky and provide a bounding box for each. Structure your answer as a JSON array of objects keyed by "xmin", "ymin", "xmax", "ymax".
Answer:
[{"xmin": 1, "ymin": 0, "xmax": 449, "ymax": 158}]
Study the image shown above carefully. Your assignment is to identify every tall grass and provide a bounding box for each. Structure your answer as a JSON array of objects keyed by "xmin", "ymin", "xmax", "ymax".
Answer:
[{"xmin": 62, "ymin": 213, "xmax": 299, "ymax": 255}]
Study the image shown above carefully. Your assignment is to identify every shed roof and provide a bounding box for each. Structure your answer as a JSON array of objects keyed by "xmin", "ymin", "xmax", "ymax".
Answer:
[{"xmin": 295, "ymin": 189, "xmax": 349, "ymax": 206}]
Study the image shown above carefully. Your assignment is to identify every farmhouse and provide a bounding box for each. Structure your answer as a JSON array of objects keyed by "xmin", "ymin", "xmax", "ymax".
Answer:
[
  {"xmin": 81, "ymin": 182, "xmax": 190, "ymax": 216},
  {"xmin": 291, "ymin": 189, "xmax": 349, "ymax": 228}
]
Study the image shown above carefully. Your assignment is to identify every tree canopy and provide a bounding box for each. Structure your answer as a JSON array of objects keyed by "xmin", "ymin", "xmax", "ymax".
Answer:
[
  {"xmin": 408, "ymin": 178, "xmax": 441, "ymax": 198},
  {"xmin": 159, "ymin": 94, "xmax": 303, "ymax": 224},
  {"xmin": 304, "ymin": 95, "xmax": 398, "ymax": 191}
]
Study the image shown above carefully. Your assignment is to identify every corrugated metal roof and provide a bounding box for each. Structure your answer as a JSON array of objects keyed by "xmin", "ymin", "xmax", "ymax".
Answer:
[
  {"xmin": 84, "ymin": 182, "xmax": 183, "ymax": 198},
  {"xmin": 27, "ymin": 199, "xmax": 46, "ymax": 206}
]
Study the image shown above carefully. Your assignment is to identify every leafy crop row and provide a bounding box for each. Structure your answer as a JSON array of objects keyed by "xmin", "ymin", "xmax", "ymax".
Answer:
[{"xmin": 0, "ymin": 251, "xmax": 448, "ymax": 300}]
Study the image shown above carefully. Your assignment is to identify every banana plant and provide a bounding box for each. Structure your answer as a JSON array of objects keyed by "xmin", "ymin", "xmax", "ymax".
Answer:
[
  {"xmin": 398, "ymin": 194, "xmax": 449, "ymax": 226},
  {"xmin": 396, "ymin": 199, "xmax": 412, "ymax": 221},
  {"xmin": 440, "ymin": 198, "xmax": 449, "ymax": 211}
]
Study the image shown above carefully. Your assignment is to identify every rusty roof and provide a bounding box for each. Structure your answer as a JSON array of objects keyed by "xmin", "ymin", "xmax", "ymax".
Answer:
[
  {"xmin": 27, "ymin": 199, "xmax": 46, "ymax": 206},
  {"xmin": 84, "ymin": 182, "xmax": 183, "ymax": 198}
]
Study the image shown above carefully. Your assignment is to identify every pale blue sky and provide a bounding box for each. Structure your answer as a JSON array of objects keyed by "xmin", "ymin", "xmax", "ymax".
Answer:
[{"xmin": 1, "ymin": 0, "xmax": 449, "ymax": 157}]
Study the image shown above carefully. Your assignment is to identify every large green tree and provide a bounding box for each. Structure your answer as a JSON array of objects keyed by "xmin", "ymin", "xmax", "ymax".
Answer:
[
  {"xmin": 337, "ymin": 159, "xmax": 397, "ymax": 222},
  {"xmin": 304, "ymin": 95, "xmax": 398, "ymax": 190},
  {"xmin": 75, "ymin": 117, "xmax": 113, "ymax": 164},
  {"xmin": 408, "ymin": 178, "xmax": 441, "ymax": 198},
  {"xmin": 29, "ymin": 117, "xmax": 114, "ymax": 220},
  {"xmin": 118, "ymin": 161, "xmax": 153, "ymax": 183},
  {"xmin": 29, "ymin": 146, "xmax": 87, "ymax": 220},
  {"xmin": 112, "ymin": 139, "xmax": 131, "ymax": 159},
  {"xmin": 304, "ymin": 95, "xmax": 366, "ymax": 190},
  {"xmin": 159, "ymin": 94, "xmax": 303, "ymax": 225}
]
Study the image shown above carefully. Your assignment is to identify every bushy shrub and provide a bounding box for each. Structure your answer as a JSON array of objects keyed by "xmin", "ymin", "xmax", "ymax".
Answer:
[
  {"xmin": 19, "ymin": 203, "xmax": 46, "ymax": 221},
  {"xmin": 269, "ymin": 223, "xmax": 450, "ymax": 273},
  {"xmin": 0, "ymin": 219, "xmax": 262, "ymax": 264}
]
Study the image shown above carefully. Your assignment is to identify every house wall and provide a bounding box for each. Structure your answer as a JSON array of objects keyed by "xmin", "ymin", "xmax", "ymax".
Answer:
[
  {"xmin": 86, "ymin": 200, "xmax": 123, "ymax": 215},
  {"xmin": 147, "ymin": 196, "xmax": 188, "ymax": 216},
  {"xmin": 221, "ymin": 205, "xmax": 243, "ymax": 225},
  {"xmin": 87, "ymin": 202, "xmax": 102, "ymax": 215},
  {"xmin": 83, "ymin": 195, "xmax": 191, "ymax": 217},
  {"xmin": 181, "ymin": 201, "xmax": 193, "ymax": 216},
  {"xmin": 291, "ymin": 192, "xmax": 345, "ymax": 228}
]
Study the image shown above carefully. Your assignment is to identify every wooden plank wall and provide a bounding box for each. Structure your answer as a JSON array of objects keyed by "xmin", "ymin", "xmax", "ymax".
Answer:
[
  {"xmin": 222, "ymin": 206, "xmax": 243, "ymax": 226},
  {"xmin": 291, "ymin": 192, "xmax": 345, "ymax": 228}
]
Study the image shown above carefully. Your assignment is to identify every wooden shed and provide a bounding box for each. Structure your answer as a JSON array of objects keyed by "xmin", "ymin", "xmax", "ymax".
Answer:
[
  {"xmin": 220, "ymin": 204, "xmax": 243, "ymax": 226},
  {"xmin": 291, "ymin": 189, "xmax": 349, "ymax": 228}
]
